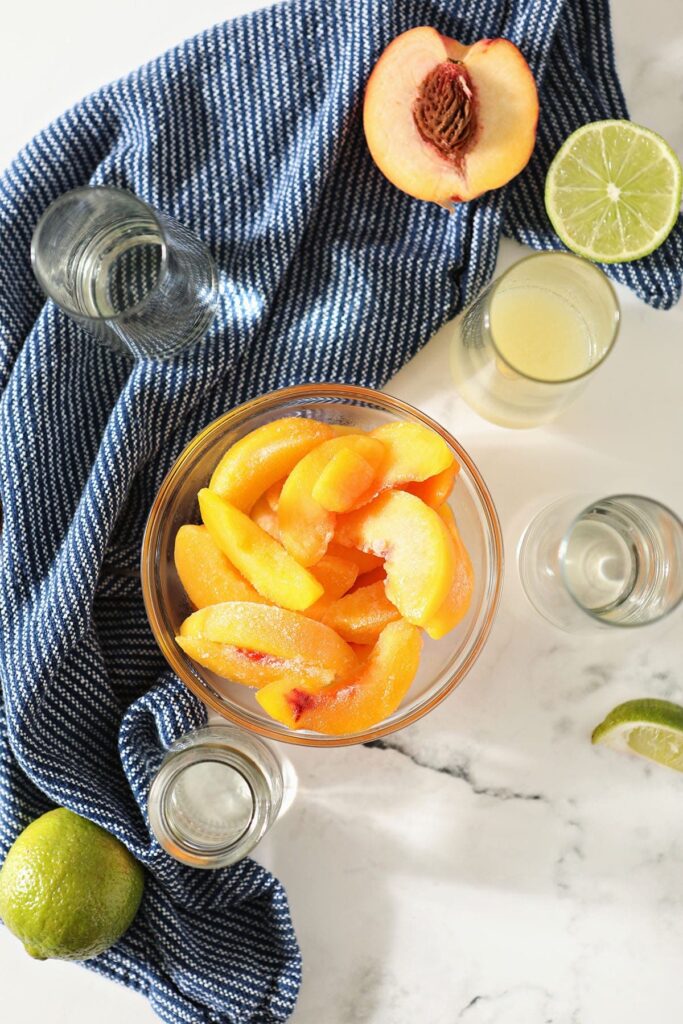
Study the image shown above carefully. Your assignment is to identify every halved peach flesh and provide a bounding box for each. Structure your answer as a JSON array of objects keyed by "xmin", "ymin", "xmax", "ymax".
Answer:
[
  {"xmin": 322, "ymin": 581, "xmax": 400, "ymax": 645},
  {"xmin": 403, "ymin": 460, "xmax": 459, "ymax": 508},
  {"xmin": 180, "ymin": 601, "xmax": 359, "ymax": 681},
  {"xmin": 256, "ymin": 619, "xmax": 422, "ymax": 734},
  {"xmin": 209, "ymin": 417, "xmax": 335, "ymax": 511},
  {"xmin": 363, "ymin": 28, "xmax": 538, "ymax": 205},
  {"xmin": 278, "ymin": 434, "xmax": 385, "ymax": 566},
  {"xmin": 335, "ymin": 490, "xmax": 455, "ymax": 626},
  {"xmin": 176, "ymin": 635, "xmax": 334, "ymax": 689},
  {"xmin": 423, "ymin": 505, "xmax": 474, "ymax": 639},
  {"xmin": 305, "ymin": 555, "xmax": 359, "ymax": 620},
  {"xmin": 312, "ymin": 448, "xmax": 379, "ymax": 513},
  {"xmin": 199, "ymin": 488, "xmax": 323, "ymax": 611},
  {"xmin": 174, "ymin": 524, "xmax": 268, "ymax": 608}
]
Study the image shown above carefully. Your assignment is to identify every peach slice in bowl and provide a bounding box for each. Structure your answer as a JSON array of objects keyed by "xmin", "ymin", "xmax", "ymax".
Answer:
[{"xmin": 141, "ymin": 385, "xmax": 503, "ymax": 747}]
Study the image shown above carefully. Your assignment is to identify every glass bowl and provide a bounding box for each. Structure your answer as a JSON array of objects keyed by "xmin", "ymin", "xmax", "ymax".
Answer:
[{"xmin": 141, "ymin": 384, "xmax": 503, "ymax": 747}]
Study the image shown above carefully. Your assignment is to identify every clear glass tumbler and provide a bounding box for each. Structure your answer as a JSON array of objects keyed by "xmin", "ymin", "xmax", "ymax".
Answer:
[
  {"xmin": 31, "ymin": 186, "xmax": 218, "ymax": 360},
  {"xmin": 518, "ymin": 494, "xmax": 683, "ymax": 631},
  {"xmin": 148, "ymin": 725, "xmax": 292, "ymax": 868},
  {"xmin": 451, "ymin": 252, "xmax": 620, "ymax": 428}
]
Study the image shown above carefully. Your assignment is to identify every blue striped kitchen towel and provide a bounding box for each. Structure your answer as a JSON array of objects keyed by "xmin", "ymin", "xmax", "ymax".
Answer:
[{"xmin": 0, "ymin": 1, "xmax": 681, "ymax": 1023}]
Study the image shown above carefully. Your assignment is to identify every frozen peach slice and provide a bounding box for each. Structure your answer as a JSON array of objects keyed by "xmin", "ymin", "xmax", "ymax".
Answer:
[
  {"xmin": 311, "ymin": 448, "xmax": 379, "ymax": 513},
  {"xmin": 180, "ymin": 601, "xmax": 358, "ymax": 682},
  {"xmin": 326, "ymin": 542, "xmax": 384, "ymax": 576},
  {"xmin": 423, "ymin": 505, "xmax": 474, "ymax": 639},
  {"xmin": 174, "ymin": 524, "xmax": 269, "ymax": 608},
  {"xmin": 364, "ymin": 28, "xmax": 538, "ymax": 206},
  {"xmin": 209, "ymin": 416, "xmax": 335, "ymax": 511},
  {"xmin": 278, "ymin": 434, "xmax": 385, "ymax": 566},
  {"xmin": 176, "ymin": 636, "xmax": 334, "ymax": 689},
  {"xmin": 371, "ymin": 421, "xmax": 453, "ymax": 488},
  {"xmin": 322, "ymin": 580, "xmax": 400, "ymax": 645},
  {"xmin": 345, "ymin": 422, "xmax": 454, "ymax": 510},
  {"xmin": 335, "ymin": 490, "xmax": 455, "ymax": 626},
  {"xmin": 256, "ymin": 619, "xmax": 422, "ymax": 734},
  {"xmin": 403, "ymin": 460, "xmax": 459, "ymax": 508},
  {"xmin": 306, "ymin": 555, "xmax": 359, "ymax": 620},
  {"xmin": 250, "ymin": 494, "xmax": 280, "ymax": 540},
  {"xmin": 265, "ymin": 479, "xmax": 285, "ymax": 512},
  {"xmin": 199, "ymin": 489, "xmax": 323, "ymax": 611}
]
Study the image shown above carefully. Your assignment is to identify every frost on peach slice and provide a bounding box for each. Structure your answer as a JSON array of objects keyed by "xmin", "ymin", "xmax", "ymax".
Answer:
[
  {"xmin": 209, "ymin": 416, "xmax": 335, "ymax": 511},
  {"xmin": 335, "ymin": 490, "xmax": 455, "ymax": 626},
  {"xmin": 278, "ymin": 434, "xmax": 385, "ymax": 566},
  {"xmin": 306, "ymin": 555, "xmax": 359, "ymax": 621},
  {"xmin": 176, "ymin": 635, "xmax": 334, "ymax": 689},
  {"xmin": 256, "ymin": 619, "xmax": 422, "ymax": 735},
  {"xmin": 364, "ymin": 27, "xmax": 538, "ymax": 206},
  {"xmin": 174, "ymin": 524, "xmax": 269, "ymax": 608},
  {"xmin": 322, "ymin": 580, "xmax": 400, "ymax": 645},
  {"xmin": 179, "ymin": 601, "xmax": 359, "ymax": 682},
  {"xmin": 403, "ymin": 460, "xmax": 459, "ymax": 508},
  {"xmin": 199, "ymin": 488, "xmax": 323, "ymax": 612},
  {"xmin": 423, "ymin": 505, "xmax": 474, "ymax": 639}
]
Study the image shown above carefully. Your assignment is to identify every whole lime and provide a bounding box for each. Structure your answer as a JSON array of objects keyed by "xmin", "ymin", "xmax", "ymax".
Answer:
[{"xmin": 0, "ymin": 807, "xmax": 144, "ymax": 960}]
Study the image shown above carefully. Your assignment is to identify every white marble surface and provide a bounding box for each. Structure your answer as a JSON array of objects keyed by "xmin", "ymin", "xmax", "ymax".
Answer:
[{"xmin": 1, "ymin": 1, "xmax": 682, "ymax": 1022}]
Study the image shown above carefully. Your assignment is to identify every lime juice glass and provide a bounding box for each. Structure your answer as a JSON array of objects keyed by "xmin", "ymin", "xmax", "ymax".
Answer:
[{"xmin": 450, "ymin": 252, "xmax": 620, "ymax": 428}]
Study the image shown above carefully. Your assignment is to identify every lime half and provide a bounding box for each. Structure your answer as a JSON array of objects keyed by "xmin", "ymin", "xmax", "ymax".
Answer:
[
  {"xmin": 592, "ymin": 698, "xmax": 683, "ymax": 772},
  {"xmin": 545, "ymin": 120, "xmax": 682, "ymax": 263}
]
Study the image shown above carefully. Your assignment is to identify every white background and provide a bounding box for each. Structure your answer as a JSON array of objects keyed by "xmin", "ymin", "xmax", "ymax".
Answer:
[{"xmin": 1, "ymin": 2, "xmax": 682, "ymax": 1023}]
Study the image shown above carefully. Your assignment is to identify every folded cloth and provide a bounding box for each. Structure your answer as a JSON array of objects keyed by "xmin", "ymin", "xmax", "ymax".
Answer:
[{"xmin": 0, "ymin": 1, "xmax": 680, "ymax": 1022}]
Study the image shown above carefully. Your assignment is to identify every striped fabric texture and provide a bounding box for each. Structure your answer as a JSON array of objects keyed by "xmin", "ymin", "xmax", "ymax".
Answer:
[{"xmin": 0, "ymin": 1, "xmax": 680, "ymax": 1022}]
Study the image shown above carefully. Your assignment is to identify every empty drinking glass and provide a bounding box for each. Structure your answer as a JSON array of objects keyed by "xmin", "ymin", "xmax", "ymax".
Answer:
[
  {"xmin": 31, "ymin": 186, "xmax": 217, "ymax": 360},
  {"xmin": 518, "ymin": 494, "xmax": 683, "ymax": 631},
  {"xmin": 148, "ymin": 725, "xmax": 295, "ymax": 868}
]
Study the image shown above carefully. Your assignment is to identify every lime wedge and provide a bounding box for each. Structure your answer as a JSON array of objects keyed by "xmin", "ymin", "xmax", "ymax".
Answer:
[
  {"xmin": 592, "ymin": 699, "xmax": 683, "ymax": 772},
  {"xmin": 545, "ymin": 120, "xmax": 682, "ymax": 263}
]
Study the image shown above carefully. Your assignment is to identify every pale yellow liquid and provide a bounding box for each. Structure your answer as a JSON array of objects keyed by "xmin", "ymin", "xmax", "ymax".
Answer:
[{"xmin": 490, "ymin": 286, "xmax": 592, "ymax": 381}]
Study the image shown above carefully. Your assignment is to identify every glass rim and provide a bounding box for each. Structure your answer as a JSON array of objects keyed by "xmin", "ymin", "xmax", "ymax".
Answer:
[
  {"xmin": 30, "ymin": 185, "xmax": 170, "ymax": 323},
  {"xmin": 558, "ymin": 492, "xmax": 683, "ymax": 628},
  {"xmin": 485, "ymin": 251, "xmax": 621, "ymax": 386},
  {"xmin": 140, "ymin": 383, "xmax": 505, "ymax": 748}
]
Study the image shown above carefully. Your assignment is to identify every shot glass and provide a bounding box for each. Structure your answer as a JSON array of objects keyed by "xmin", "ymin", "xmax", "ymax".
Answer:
[
  {"xmin": 148, "ymin": 725, "xmax": 294, "ymax": 868},
  {"xmin": 451, "ymin": 252, "xmax": 620, "ymax": 428},
  {"xmin": 31, "ymin": 186, "xmax": 217, "ymax": 360},
  {"xmin": 518, "ymin": 494, "xmax": 683, "ymax": 631}
]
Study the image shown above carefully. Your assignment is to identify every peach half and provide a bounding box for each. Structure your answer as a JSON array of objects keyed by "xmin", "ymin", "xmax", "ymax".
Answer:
[
  {"xmin": 255, "ymin": 619, "xmax": 422, "ymax": 734},
  {"xmin": 364, "ymin": 27, "xmax": 538, "ymax": 206}
]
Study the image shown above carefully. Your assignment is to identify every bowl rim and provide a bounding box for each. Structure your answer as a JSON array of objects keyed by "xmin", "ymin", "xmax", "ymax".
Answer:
[{"xmin": 141, "ymin": 383, "xmax": 505, "ymax": 746}]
